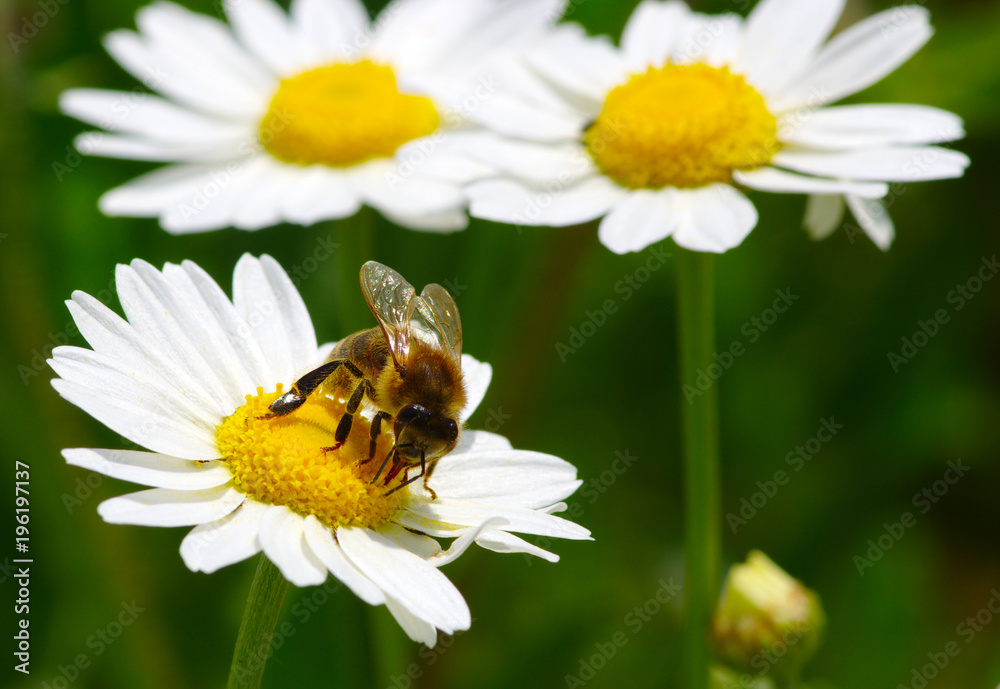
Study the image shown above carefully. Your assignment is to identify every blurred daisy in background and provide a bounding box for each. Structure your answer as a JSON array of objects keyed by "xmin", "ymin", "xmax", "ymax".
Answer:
[
  {"xmin": 48, "ymin": 255, "xmax": 589, "ymax": 646},
  {"xmin": 463, "ymin": 0, "xmax": 969, "ymax": 253},
  {"xmin": 60, "ymin": 0, "xmax": 565, "ymax": 233}
]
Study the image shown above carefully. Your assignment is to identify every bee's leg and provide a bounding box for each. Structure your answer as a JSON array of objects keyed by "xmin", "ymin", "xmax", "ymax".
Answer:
[
  {"xmin": 266, "ymin": 360, "xmax": 344, "ymax": 418},
  {"xmin": 323, "ymin": 378, "xmax": 376, "ymax": 452},
  {"xmin": 360, "ymin": 411, "xmax": 393, "ymax": 465},
  {"xmin": 421, "ymin": 462, "xmax": 439, "ymax": 501},
  {"xmin": 370, "ymin": 447, "xmax": 398, "ymax": 485},
  {"xmin": 385, "ymin": 452, "xmax": 432, "ymax": 497}
]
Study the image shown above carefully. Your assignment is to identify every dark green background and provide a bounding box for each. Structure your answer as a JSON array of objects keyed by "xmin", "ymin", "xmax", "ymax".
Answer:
[{"xmin": 2, "ymin": 0, "xmax": 998, "ymax": 687}]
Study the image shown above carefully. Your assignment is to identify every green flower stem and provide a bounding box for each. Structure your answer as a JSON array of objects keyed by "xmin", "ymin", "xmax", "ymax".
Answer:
[
  {"xmin": 676, "ymin": 249, "xmax": 721, "ymax": 689},
  {"xmin": 227, "ymin": 555, "xmax": 292, "ymax": 689}
]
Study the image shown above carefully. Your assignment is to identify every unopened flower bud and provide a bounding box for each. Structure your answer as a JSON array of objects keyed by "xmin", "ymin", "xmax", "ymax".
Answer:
[{"xmin": 712, "ymin": 551, "xmax": 826, "ymax": 682}]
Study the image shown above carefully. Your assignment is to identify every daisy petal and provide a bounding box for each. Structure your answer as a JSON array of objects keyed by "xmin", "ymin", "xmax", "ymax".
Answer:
[
  {"xmin": 459, "ymin": 355, "xmax": 492, "ymax": 423},
  {"xmin": 468, "ymin": 91, "xmax": 587, "ymax": 142},
  {"xmin": 97, "ymin": 484, "xmax": 244, "ymax": 527},
  {"xmin": 48, "ymin": 344, "xmax": 219, "ymax": 437},
  {"xmin": 60, "ymin": 89, "xmax": 254, "ymax": 145},
  {"xmin": 621, "ymin": 0, "xmax": 691, "ymax": 71},
  {"xmin": 431, "ymin": 450, "xmax": 582, "ymax": 509},
  {"xmin": 116, "ymin": 261, "xmax": 238, "ymax": 415},
  {"xmin": 62, "ymin": 291, "xmax": 225, "ymax": 428},
  {"xmin": 370, "ymin": 0, "xmax": 564, "ymax": 75},
  {"xmin": 233, "ymin": 254, "xmax": 318, "ymax": 386},
  {"xmin": 303, "ymin": 517, "xmax": 385, "ymax": 605},
  {"xmin": 597, "ymin": 189, "xmax": 680, "ymax": 255},
  {"xmin": 803, "ymin": 194, "xmax": 846, "ymax": 240},
  {"xmin": 673, "ymin": 185, "xmax": 758, "ymax": 253},
  {"xmin": 63, "ymin": 448, "xmax": 231, "ymax": 490},
  {"xmin": 368, "ymin": 0, "xmax": 492, "ymax": 72},
  {"xmin": 158, "ymin": 155, "xmax": 272, "ymax": 234},
  {"xmin": 772, "ymin": 147, "xmax": 970, "ymax": 182},
  {"xmin": 229, "ymin": 162, "xmax": 305, "ymax": 231},
  {"xmin": 452, "ymin": 430, "xmax": 513, "ymax": 455},
  {"xmin": 780, "ymin": 104, "xmax": 966, "ymax": 149},
  {"xmin": 736, "ymin": 0, "xmax": 845, "ymax": 95},
  {"xmin": 352, "ymin": 161, "xmax": 466, "ymax": 218},
  {"xmin": 475, "ymin": 530, "xmax": 560, "ymax": 563},
  {"xmin": 468, "ymin": 175, "xmax": 626, "ymax": 228},
  {"xmin": 338, "ymin": 526, "xmax": 471, "ymax": 634},
  {"xmin": 676, "ymin": 12, "xmax": 744, "ymax": 67},
  {"xmin": 99, "ymin": 164, "xmax": 226, "ymax": 218},
  {"xmin": 846, "ymin": 194, "xmax": 895, "ymax": 250},
  {"xmin": 127, "ymin": 259, "xmax": 255, "ymax": 412},
  {"xmin": 73, "ymin": 133, "xmax": 243, "ymax": 163},
  {"xmin": 258, "ymin": 506, "xmax": 328, "ymax": 586},
  {"xmin": 135, "ymin": 1, "xmax": 273, "ymax": 96},
  {"xmin": 180, "ymin": 500, "xmax": 267, "ymax": 573},
  {"xmin": 159, "ymin": 262, "xmax": 259, "ymax": 399},
  {"xmin": 50, "ymin": 377, "xmax": 220, "ymax": 461},
  {"xmin": 734, "ymin": 167, "xmax": 889, "ymax": 198},
  {"xmin": 770, "ymin": 6, "xmax": 933, "ymax": 112},
  {"xmin": 422, "ymin": 0, "xmax": 568, "ymax": 73},
  {"xmin": 393, "ymin": 138, "xmax": 493, "ymax": 186},
  {"xmin": 378, "ymin": 523, "xmax": 442, "ymax": 559},
  {"xmin": 459, "ymin": 134, "xmax": 592, "ymax": 186},
  {"xmin": 226, "ymin": 0, "xmax": 309, "ymax": 76},
  {"xmin": 386, "ymin": 597, "xmax": 438, "ymax": 647},
  {"xmin": 406, "ymin": 498, "xmax": 591, "ymax": 540},
  {"xmin": 278, "ymin": 166, "xmax": 362, "ymax": 225},
  {"xmin": 102, "ymin": 30, "xmax": 261, "ymax": 120},
  {"xmin": 392, "ymin": 511, "xmax": 467, "ymax": 538},
  {"xmin": 381, "ymin": 208, "xmax": 470, "ymax": 233},
  {"xmin": 527, "ymin": 29, "xmax": 629, "ymax": 105},
  {"xmin": 527, "ymin": 175, "xmax": 630, "ymax": 226},
  {"xmin": 425, "ymin": 517, "xmax": 508, "ymax": 566},
  {"xmin": 177, "ymin": 260, "xmax": 272, "ymax": 387},
  {"xmin": 291, "ymin": 0, "xmax": 370, "ymax": 64},
  {"xmin": 257, "ymin": 253, "xmax": 320, "ymax": 368}
]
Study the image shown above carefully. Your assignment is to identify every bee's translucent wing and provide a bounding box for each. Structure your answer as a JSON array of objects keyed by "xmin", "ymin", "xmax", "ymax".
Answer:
[
  {"xmin": 360, "ymin": 262, "xmax": 416, "ymax": 365},
  {"xmin": 414, "ymin": 283, "xmax": 463, "ymax": 365}
]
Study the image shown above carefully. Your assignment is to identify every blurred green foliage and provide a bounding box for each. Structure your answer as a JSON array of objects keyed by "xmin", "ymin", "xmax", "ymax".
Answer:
[{"xmin": 1, "ymin": 0, "xmax": 999, "ymax": 688}]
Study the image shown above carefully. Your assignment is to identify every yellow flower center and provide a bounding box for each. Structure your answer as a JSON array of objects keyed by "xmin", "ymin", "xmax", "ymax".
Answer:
[
  {"xmin": 585, "ymin": 64, "xmax": 778, "ymax": 190},
  {"xmin": 216, "ymin": 386, "xmax": 403, "ymax": 529},
  {"xmin": 260, "ymin": 61, "xmax": 440, "ymax": 168}
]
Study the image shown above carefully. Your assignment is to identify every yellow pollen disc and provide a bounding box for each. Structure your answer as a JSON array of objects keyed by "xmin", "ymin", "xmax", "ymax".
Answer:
[
  {"xmin": 260, "ymin": 61, "xmax": 440, "ymax": 168},
  {"xmin": 217, "ymin": 387, "xmax": 402, "ymax": 530},
  {"xmin": 585, "ymin": 64, "xmax": 778, "ymax": 190}
]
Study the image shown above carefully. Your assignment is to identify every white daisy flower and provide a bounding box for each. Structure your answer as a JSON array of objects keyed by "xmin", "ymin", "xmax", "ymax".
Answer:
[
  {"xmin": 48, "ymin": 254, "xmax": 589, "ymax": 646},
  {"xmin": 462, "ymin": 0, "xmax": 970, "ymax": 253},
  {"xmin": 60, "ymin": 0, "xmax": 566, "ymax": 234}
]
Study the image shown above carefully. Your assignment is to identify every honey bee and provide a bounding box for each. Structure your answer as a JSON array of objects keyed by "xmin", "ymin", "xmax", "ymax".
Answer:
[{"xmin": 267, "ymin": 261, "xmax": 466, "ymax": 496}]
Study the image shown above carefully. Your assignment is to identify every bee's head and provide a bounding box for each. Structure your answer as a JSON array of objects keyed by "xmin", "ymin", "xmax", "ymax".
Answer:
[{"xmin": 393, "ymin": 404, "xmax": 459, "ymax": 463}]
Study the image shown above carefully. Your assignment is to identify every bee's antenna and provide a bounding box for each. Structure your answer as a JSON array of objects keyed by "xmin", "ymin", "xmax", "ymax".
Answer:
[{"xmin": 370, "ymin": 447, "xmax": 396, "ymax": 485}]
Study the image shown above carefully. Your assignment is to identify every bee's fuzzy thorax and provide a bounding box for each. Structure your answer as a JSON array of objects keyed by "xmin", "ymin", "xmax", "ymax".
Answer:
[{"xmin": 375, "ymin": 340, "xmax": 466, "ymax": 419}]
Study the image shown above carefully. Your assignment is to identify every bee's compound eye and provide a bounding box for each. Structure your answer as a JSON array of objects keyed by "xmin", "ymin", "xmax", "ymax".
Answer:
[
  {"xmin": 395, "ymin": 404, "xmax": 425, "ymax": 431},
  {"xmin": 444, "ymin": 418, "xmax": 458, "ymax": 443}
]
